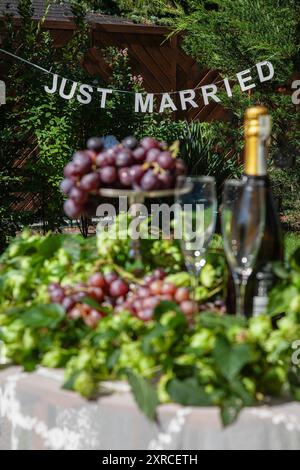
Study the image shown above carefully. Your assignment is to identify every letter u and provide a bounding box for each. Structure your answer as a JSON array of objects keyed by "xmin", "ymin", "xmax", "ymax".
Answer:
[{"xmin": 59, "ymin": 78, "xmax": 77, "ymax": 100}]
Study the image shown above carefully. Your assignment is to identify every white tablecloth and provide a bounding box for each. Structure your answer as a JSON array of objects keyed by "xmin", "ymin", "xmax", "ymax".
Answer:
[{"xmin": 0, "ymin": 366, "xmax": 300, "ymax": 450}]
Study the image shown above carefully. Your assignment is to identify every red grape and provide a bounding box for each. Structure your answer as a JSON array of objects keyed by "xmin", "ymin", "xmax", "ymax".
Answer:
[
  {"xmin": 62, "ymin": 296, "xmax": 76, "ymax": 312},
  {"xmin": 116, "ymin": 149, "xmax": 133, "ymax": 167},
  {"xmin": 84, "ymin": 309, "xmax": 102, "ymax": 328},
  {"xmin": 50, "ymin": 287, "xmax": 65, "ymax": 303},
  {"xmin": 89, "ymin": 272, "xmax": 106, "ymax": 289},
  {"xmin": 149, "ymin": 280, "xmax": 163, "ymax": 295},
  {"xmin": 132, "ymin": 147, "xmax": 146, "ymax": 163},
  {"xmin": 60, "ymin": 178, "xmax": 74, "ymax": 195},
  {"xmin": 104, "ymin": 272, "xmax": 118, "ymax": 285},
  {"xmin": 109, "ymin": 279, "xmax": 129, "ymax": 297},
  {"xmin": 174, "ymin": 287, "xmax": 190, "ymax": 303},
  {"xmin": 137, "ymin": 309, "xmax": 153, "ymax": 321},
  {"xmin": 137, "ymin": 286, "xmax": 150, "ymax": 298},
  {"xmin": 140, "ymin": 137, "xmax": 160, "ymax": 151},
  {"xmin": 87, "ymin": 287, "xmax": 104, "ymax": 302},
  {"xmin": 105, "ymin": 148, "xmax": 116, "ymax": 165},
  {"xmin": 157, "ymin": 151, "xmax": 175, "ymax": 170},
  {"xmin": 99, "ymin": 166, "xmax": 118, "ymax": 185},
  {"xmin": 146, "ymin": 148, "xmax": 160, "ymax": 163},
  {"xmin": 158, "ymin": 172, "xmax": 174, "ymax": 189},
  {"xmin": 161, "ymin": 282, "xmax": 177, "ymax": 296},
  {"xmin": 122, "ymin": 136, "xmax": 138, "ymax": 149},
  {"xmin": 140, "ymin": 170, "xmax": 159, "ymax": 191},
  {"xmin": 64, "ymin": 199, "xmax": 82, "ymax": 218},
  {"xmin": 69, "ymin": 187, "xmax": 88, "ymax": 204},
  {"xmin": 73, "ymin": 151, "xmax": 93, "ymax": 173},
  {"xmin": 142, "ymin": 296, "xmax": 159, "ymax": 309},
  {"xmin": 118, "ymin": 167, "xmax": 132, "ymax": 187},
  {"xmin": 64, "ymin": 162, "xmax": 81, "ymax": 179},
  {"xmin": 180, "ymin": 300, "xmax": 197, "ymax": 316},
  {"xmin": 68, "ymin": 307, "xmax": 82, "ymax": 320},
  {"xmin": 130, "ymin": 165, "xmax": 145, "ymax": 185},
  {"xmin": 96, "ymin": 152, "xmax": 108, "ymax": 168},
  {"xmin": 80, "ymin": 173, "xmax": 101, "ymax": 191},
  {"xmin": 153, "ymin": 268, "xmax": 166, "ymax": 280},
  {"xmin": 86, "ymin": 137, "xmax": 103, "ymax": 152}
]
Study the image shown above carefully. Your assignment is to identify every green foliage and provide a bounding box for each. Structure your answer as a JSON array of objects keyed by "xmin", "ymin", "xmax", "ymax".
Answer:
[
  {"xmin": 1, "ymin": 230, "xmax": 300, "ymax": 426},
  {"xmin": 175, "ymin": 0, "xmax": 300, "ymax": 227},
  {"xmin": 179, "ymin": 121, "xmax": 243, "ymax": 195},
  {"xmin": 0, "ymin": 2, "xmax": 183, "ymax": 250}
]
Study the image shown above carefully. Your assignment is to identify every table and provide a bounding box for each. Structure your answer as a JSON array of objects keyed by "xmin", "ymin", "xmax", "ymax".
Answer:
[{"xmin": 0, "ymin": 366, "xmax": 300, "ymax": 450}]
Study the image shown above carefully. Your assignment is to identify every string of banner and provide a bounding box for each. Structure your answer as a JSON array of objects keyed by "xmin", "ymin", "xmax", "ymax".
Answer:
[{"xmin": 1, "ymin": 47, "xmax": 296, "ymax": 112}]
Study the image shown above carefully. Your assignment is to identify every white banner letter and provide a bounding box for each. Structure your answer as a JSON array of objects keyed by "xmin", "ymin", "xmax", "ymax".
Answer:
[
  {"xmin": 159, "ymin": 93, "xmax": 177, "ymax": 113},
  {"xmin": 97, "ymin": 88, "xmax": 113, "ymax": 108},
  {"xmin": 236, "ymin": 69, "xmax": 256, "ymax": 92},
  {"xmin": 44, "ymin": 74, "xmax": 58, "ymax": 94},
  {"xmin": 256, "ymin": 61, "xmax": 274, "ymax": 83},
  {"xmin": 59, "ymin": 78, "xmax": 77, "ymax": 100},
  {"xmin": 179, "ymin": 89, "xmax": 198, "ymax": 110},
  {"xmin": 77, "ymin": 84, "xmax": 93, "ymax": 104},
  {"xmin": 135, "ymin": 93, "xmax": 154, "ymax": 113},
  {"xmin": 201, "ymin": 84, "xmax": 221, "ymax": 105}
]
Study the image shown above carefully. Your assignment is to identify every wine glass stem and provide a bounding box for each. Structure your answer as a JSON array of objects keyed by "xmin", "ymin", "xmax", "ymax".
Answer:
[{"xmin": 234, "ymin": 274, "xmax": 248, "ymax": 316}]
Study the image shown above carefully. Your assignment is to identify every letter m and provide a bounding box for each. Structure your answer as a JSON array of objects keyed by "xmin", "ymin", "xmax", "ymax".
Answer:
[{"xmin": 135, "ymin": 93, "xmax": 154, "ymax": 113}]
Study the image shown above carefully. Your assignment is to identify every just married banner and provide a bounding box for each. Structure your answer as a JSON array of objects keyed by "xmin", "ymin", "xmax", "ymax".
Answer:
[{"xmin": 0, "ymin": 48, "xmax": 300, "ymax": 110}]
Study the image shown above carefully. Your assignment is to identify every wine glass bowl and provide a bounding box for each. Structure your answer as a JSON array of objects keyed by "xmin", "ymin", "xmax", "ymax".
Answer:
[
  {"xmin": 221, "ymin": 179, "xmax": 266, "ymax": 316},
  {"xmin": 175, "ymin": 176, "xmax": 217, "ymax": 300}
]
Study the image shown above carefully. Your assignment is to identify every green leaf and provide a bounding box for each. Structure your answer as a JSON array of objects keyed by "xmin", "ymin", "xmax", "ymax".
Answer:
[
  {"xmin": 220, "ymin": 396, "xmax": 243, "ymax": 427},
  {"xmin": 38, "ymin": 235, "xmax": 63, "ymax": 258},
  {"xmin": 154, "ymin": 300, "xmax": 182, "ymax": 317},
  {"xmin": 167, "ymin": 377, "xmax": 212, "ymax": 406},
  {"xmin": 21, "ymin": 304, "xmax": 65, "ymax": 329},
  {"xmin": 81, "ymin": 296, "xmax": 102, "ymax": 310},
  {"xmin": 268, "ymin": 285, "xmax": 298, "ymax": 316},
  {"xmin": 127, "ymin": 370, "xmax": 159, "ymax": 421},
  {"xmin": 229, "ymin": 379, "xmax": 254, "ymax": 406},
  {"xmin": 213, "ymin": 336, "xmax": 251, "ymax": 381},
  {"xmin": 290, "ymin": 248, "xmax": 300, "ymax": 271},
  {"xmin": 199, "ymin": 312, "xmax": 246, "ymax": 330}
]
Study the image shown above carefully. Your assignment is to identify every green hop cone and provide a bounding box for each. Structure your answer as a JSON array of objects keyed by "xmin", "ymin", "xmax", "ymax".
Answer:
[
  {"xmin": 73, "ymin": 371, "xmax": 97, "ymax": 398},
  {"xmin": 41, "ymin": 349, "xmax": 64, "ymax": 368},
  {"xmin": 22, "ymin": 328, "xmax": 38, "ymax": 351},
  {"xmin": 249, "ymin": 315, "xmax": 272, "ymax": 341},
  {"xmin": 200, "ymin": 264, "xmax": 215, "ymax": 288},
  {"xmin": 289, "ymin": 295, "xmax": 300, "ymax": 315}
]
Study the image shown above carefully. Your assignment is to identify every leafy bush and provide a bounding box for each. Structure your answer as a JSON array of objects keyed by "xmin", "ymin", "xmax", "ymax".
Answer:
[{"xmin": 1, "ymin": 229, "xmax": 300, "ymax": 425}]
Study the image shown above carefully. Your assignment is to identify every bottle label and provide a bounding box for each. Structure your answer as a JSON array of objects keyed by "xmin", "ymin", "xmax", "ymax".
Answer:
[
  {"xmin": 253, "ymin": 295, "xmax": 269, "ymax": 316},
  {"xmin": 252, "ymin": 264, "xmax": 274, "ymax": 315}
]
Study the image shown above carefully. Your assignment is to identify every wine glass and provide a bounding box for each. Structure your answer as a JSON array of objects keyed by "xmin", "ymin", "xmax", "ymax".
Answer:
[
  {"xmin": 175, "ymin": 176, "xmax": 217, "ymax": 302},
  {"xmin": 221, "ymin": 179, "xmax": 265, "ymax": 317}
]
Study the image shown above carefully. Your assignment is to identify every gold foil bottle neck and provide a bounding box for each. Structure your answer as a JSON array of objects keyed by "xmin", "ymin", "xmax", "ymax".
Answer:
[{"xmin": 244, "ymin": 105, "xmax": 271, "ymax": 176}]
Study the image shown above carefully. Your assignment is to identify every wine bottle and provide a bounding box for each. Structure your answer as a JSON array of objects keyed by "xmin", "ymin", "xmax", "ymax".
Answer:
[{"xmin": 241, "ymin": 105, "xmax": 284, "ymax": 316}]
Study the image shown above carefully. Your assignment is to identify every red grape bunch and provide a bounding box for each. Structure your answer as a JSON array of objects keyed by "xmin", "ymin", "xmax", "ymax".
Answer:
[
  {"xmin": 48, "ymin": 271, "xmax": 130, "ymax": 329},
  {"xmin": 61, "ymin": 136, "xmax": 187, "ymax": 219},
  {"xmin": 117, "ymin": 268, "xmax": 197, "ymax": 321},
  {"xmin": 48, "ymin": 268, "xmax": 200, "ymax": 328}
]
